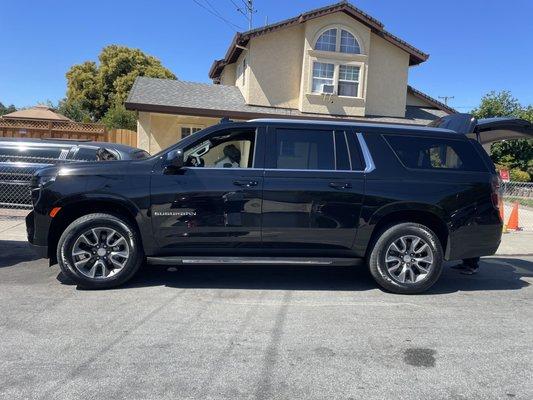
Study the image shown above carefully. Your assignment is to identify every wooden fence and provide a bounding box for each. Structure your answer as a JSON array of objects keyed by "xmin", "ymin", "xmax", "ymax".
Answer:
[
  {"xmin": 0, "ymin": 119, "xmax": 137, "ymax": 147},
  {"xmin": 107, "ymin": 128, "xmax": 137, "ymax": 147}
]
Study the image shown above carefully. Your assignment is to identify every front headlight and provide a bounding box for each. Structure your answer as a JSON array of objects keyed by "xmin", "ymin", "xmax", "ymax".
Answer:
[{"xmin": 38, "ymin": 175, "xmax": 56, "ymax": 187}]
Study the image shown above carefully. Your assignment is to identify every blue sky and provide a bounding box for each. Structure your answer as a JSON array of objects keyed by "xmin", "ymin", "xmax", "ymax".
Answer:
[{"xmin": 1, "ymin": 0, "xmax": 532, "ymax": 111}]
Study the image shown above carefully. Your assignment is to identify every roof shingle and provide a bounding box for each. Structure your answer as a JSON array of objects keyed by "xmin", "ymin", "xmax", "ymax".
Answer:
[{"xmin": 126, "ymin": 77, "xmax": 449, "ymax": 126}]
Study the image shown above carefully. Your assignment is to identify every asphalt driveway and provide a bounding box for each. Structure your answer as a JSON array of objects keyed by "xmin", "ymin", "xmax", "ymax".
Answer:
[{"xmin": 0, "ymin": 238, "xmax": 532, "ymax": 400}]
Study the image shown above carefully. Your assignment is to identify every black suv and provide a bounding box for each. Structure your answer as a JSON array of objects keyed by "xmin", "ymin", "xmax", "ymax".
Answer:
[
  {"xmin": 26, "ymin": 115, "xmax": 531, "ymax": 293},
  {"xmin": 0, "ymin": 138, "xmax": 149, "ymax": 207}
]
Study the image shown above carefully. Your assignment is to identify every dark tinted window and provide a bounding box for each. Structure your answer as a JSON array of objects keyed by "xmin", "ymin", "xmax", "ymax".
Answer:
[
  {"xmin": 384, "ymin": 135, "xmax": 487, "ymax": 172},
  {"xmin": 275, "ymin": 129, "xmax": 334, "ymax": 170},
  {"xmin": 334, "ymin": 131, "xmax": 350, "ymax": 170},
  {"xmin": 72, "ymin": 147, "xmax": 97, "ymax": 161},
  {"xmin": 132, "ymin": 150, "xmax": 150, "ymax": 160},
  {"xmin": 346, "ymin": 132, "xmax": 365, "ymax": 171}
]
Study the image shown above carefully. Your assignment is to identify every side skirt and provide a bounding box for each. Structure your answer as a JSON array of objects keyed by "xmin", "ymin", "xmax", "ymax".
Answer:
[{"xmin": 146, "ymin": 256, "xmax": 364, "ymax": 267}]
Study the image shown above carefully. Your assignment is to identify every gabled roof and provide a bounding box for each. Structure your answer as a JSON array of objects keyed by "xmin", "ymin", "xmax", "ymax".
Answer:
[
  {"xmin": 407, "ymin": 85, "xmax": 456, "ymax": 114},
  {"xmin": 126, "ymin": 77, "xmax": 449, "ymax": 125},
  {"xmin": 2, "ymin": 105, "xmax": 71, "ymax": 121},
  {"xmin": 209, "ymin": 1, "xmax": 429, "ymax": 80}
]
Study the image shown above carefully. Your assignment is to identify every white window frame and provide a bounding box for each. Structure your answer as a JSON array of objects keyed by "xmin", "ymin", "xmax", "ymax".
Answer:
[
  {"xmin": 309, "ymin": 59, "xmax": 363, "ymax": 98},
  {"xmin": 314, "ymin": 26, "xmax": 363, "ymax": 55},
  {"xmin": 180, "ymin": 125, "xmax": 204, "ymax": 139},
  {"xmin": 311, "ymin": 61, "xmax": 335, "ymax": 94},
  {"xmin": 337, "ymin": 65, "xmax": 360, "ymax": 97}
]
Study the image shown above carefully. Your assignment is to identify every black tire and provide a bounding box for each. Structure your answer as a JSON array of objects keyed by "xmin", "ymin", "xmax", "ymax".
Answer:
[
  {"xmin": 368, "ymin": 222, "xmax": 443, "ymax": 294},
  {"xmin": 57, "ymin": 213, "xmax": 143, "ymax": 289}
]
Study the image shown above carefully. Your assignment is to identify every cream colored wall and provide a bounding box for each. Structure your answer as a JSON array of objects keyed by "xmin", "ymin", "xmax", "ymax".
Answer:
[
  {"xmin": 137, "ymin": 112, "xmax": 220, "ymax": 154},
  {"xmin": 234, "ymin": 51, "xmax": 249, "ymax": 102},
  {"xmin": 406, "ymin": 91, "xmax": 432, "ymax": 107},
  {"xmin": 137, "ymin": 112, "xmax": 151, "ymax": 153},
  {"xmin": 220, "ymin": 63, "xmax": 236, "ymax": 86},
  {"xmin": 245, "ymin": 24, "xmax": 305, "ymax": 109},
  {"xmin": 365, "ymin": 34, "xmax": 409, "ymax": 117}
]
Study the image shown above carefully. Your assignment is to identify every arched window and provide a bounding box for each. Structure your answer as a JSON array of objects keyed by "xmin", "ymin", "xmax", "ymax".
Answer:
[
  {"xmin": 314, "ymin": 27, "xmax": 361, "ymax": 54},
  {"xmin": 340, "ymin": 30, "xmax": 360, "ymax": 54},
  {"xmin": 315, "ymin": 28, "xmax": 337, "ymax": 52}
]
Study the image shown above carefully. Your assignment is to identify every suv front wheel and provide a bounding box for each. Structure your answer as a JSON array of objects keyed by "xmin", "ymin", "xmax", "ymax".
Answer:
[
  {"xmin": 57, "ymin": 213, "xmax": 144, "ymax": 289},
  {"xmin": 368, "ymin": 222, "xmax": 443, "ymax": 294}
]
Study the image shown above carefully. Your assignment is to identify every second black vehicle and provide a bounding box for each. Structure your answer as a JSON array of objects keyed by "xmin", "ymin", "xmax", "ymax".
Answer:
[
  {"xmin": 26, "ymin": 115, "xmax": 533, "ymax": 293},
  {"xmin": 0, "ymin": 138, "xmax": 149, "ymax": 207}
]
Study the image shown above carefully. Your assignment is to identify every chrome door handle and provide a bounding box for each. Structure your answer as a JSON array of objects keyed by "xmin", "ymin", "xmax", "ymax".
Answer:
[
  {"xmin": 329, "ymin": 182, "xmax": 352, "ymax": 190},
  {"xmin": 233, "ymin": 180, "xmax": 258, "ymax": 187}
]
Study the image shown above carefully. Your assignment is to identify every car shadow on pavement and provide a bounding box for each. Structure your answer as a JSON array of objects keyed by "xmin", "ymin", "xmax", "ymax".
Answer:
[
  {"xmin": 427, "ymin": 257, "xmax": 532, "ymax": 294},
  {"xmin": 123, "ymin": 263, "xmax": 378, "ymax": 291},
  {"xmin": 0, "ymin": 240, "xmax": 40, "ymax": 268},
  {"xmin": 112, "ymin": 257, "xmax": 533, "ymax": 293}
]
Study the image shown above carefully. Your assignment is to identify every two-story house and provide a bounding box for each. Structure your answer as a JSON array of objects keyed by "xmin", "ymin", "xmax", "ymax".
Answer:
[{"xmin": 126, "ymin": 1, "xmax": 455, "ymax": 153}]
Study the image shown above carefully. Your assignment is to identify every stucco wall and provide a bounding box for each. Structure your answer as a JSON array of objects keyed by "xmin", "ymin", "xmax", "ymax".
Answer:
[
  {"xmin": 137, "ymin": 112, "xmax": 151, "ymax": 153},
  {"xmin": 406, "ymin": 91, "xmax": 433, "ymax": 107},
  {"xmin": 137, "ymin": 112, "xmax": 220, "ymax": 153},
  {"xmin": 246, "ymin": 24, "xmax": 305, "ymax": 109},
  {"xmin": 365, "ymin": 34, "xmax": 409, "ymax": 117},
  {"xmin": 220, "ymin": 63, "xmax": 236, "ymax": 86}
]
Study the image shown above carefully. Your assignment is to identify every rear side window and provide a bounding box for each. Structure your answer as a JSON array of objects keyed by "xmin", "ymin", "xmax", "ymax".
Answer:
[
  {"xmin": 132, "ymin": 150, "xmax": 150, "ymax": 160},
  {"xmin": 384, "ymin": 135, "xmax": 486, "ymax": 172},
  {"xmin": 72, "ymin": 147, "xmax": 97, "ymax": 161},
  {"xmin": 274, "ymin": 129, "xmax": 335, "ymax": 170}
]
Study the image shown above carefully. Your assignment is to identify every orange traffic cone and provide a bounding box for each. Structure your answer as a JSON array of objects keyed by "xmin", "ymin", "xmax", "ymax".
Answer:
[
  {"xmin": 499, "ymin": 198, "xmax": 504, "ymax": 222},
  {"xmin": 506, "ymin": 202, "xmax": 520, "ymax": 231}
]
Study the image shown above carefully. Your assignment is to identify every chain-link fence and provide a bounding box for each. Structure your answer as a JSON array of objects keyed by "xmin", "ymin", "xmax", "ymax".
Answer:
[
  {"xmin": 501, "ymin": 181, "xmax": 533, "ymax": 231},
  {"xmin": 0, "ymin": 154, "xmax": 74, "ymax": 210}
]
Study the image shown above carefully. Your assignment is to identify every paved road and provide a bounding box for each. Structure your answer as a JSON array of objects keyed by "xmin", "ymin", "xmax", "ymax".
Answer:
[{"xmin": 0, "ymin": 239, "xmax": 532, "ymax": 400}]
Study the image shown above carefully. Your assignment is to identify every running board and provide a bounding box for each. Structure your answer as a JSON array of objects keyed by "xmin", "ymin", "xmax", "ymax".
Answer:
[{"xmin": 146, "ymin": 256, "xmax": 362, "ymax": 266}]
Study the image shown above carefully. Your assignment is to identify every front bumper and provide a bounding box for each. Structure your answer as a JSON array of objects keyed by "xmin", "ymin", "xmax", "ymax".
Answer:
[{"xmin": 26, "ymin": 211, "xmax": 49, "ymax": 258}]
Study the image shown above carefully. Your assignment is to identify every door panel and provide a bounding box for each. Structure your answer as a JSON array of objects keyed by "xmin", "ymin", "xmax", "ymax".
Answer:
[
  {"xmin": 261, "ymin": 127, "xmax": 365, "ymax": 253},
  {"xmin": 151, "ymin": 168, "xmax": 263, "ymax": 252},
  {"xmin": 262, "ymin": 170, "xmax": 364, "ymax": 251},
  {"xmin": 150, "ymin": 125, "xmax": 265, "ymax": 254}
]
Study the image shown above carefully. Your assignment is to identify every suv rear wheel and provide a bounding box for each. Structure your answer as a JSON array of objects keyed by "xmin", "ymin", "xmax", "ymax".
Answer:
[
  {"xmin": 368, "ymin": 222, "xmax": 443, "ymax": 294},
  {"xmin": 57, "ymin": 213, "xmax": 143, "ymax": 289}
]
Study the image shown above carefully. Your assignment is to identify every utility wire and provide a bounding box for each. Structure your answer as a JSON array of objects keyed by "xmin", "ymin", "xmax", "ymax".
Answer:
[
  {"xmin": 191, "ymin": 0, "xmax": 244, "ymax": 31},
  {"xmin": 229, "ymin": 0, "xmax": 247, "ymax": 17}
]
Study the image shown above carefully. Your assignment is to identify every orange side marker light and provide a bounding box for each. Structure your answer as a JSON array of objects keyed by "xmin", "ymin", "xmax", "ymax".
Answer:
[{"xmin": 49, "ymin": 207, "xmax": 62, "ymax": 218}]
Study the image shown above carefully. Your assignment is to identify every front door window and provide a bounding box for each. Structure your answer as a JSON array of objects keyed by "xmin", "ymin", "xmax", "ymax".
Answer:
[{"xmin": 184, "ymin": 129, "xmax": 255, "ymax": 168}]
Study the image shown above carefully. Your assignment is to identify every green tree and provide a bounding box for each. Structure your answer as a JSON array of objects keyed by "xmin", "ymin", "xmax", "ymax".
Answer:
[
  {"xmin": 100, "ymin": 104, "xmax": 137, "ymax": 131},
  {"xmin": 472, "ymin": 91, "xmax": 533, "ymax": 181},
  {"xmin": 0, "ymin": 102, "xmax": 17, "ymax": 116},
  {"xmin": 471, "ymin": 90, "xmax": 521, "ymax": 118},
  {"xmin": 56, "ymin": 99, "xmax": 92, "ymax": 123},
  {"xmin": 65, "ymin": 45, "xmax": 176, "ymax": 123},
  {"xmin": 65, "ymin": 61, "xmax": 102, "ymax": 120}
]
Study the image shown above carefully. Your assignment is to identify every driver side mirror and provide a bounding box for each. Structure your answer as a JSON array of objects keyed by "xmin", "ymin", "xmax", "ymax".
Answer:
[{"xmin": 166, "ymin": 149, "xmax": 184, "ymax": 169}]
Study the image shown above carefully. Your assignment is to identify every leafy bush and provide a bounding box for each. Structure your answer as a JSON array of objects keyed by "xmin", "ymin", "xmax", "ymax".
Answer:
[
  {"xmin": 100, "ymin": 104, "xmax": 137, "ymax": 130},
  {"xmin": 509, "ymin": 169, "xmax": 531, "ymax": 182}
]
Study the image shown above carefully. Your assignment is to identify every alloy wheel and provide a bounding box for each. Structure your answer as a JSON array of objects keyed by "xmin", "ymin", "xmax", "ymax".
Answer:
[
  {"xmin": 385, "ymin": 235, "xmax": 434, "ymax": 284},
  {"xmin": 71, "ymin": 227, "xmax": 130, "ymax": 279}
]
